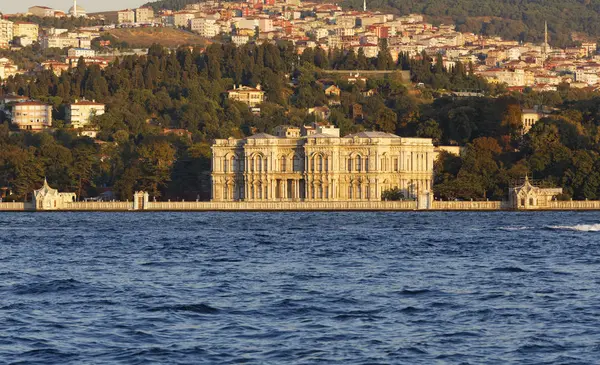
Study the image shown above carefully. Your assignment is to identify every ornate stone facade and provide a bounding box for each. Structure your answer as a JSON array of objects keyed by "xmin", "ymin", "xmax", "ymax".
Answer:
[
  {"xmin": 509, "ymin": 176, "xmax": 563, "ymax": 209},
  {"xmin": 33, "ymin": 179, "xmax": 76, "ymax": 210},
  {"xmin": 211, "ymin": 131, "xmax": 435, "ymax": 202}
]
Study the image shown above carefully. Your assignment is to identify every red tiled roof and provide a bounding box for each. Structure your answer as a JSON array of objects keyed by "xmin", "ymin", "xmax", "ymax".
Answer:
[
  {"xmin": 15, "ymin": 101, "xmax": 47, "ymax": 106},
  {"xmin": 72, "ymin": 100, "xmax": 104, "ymax": 106}
]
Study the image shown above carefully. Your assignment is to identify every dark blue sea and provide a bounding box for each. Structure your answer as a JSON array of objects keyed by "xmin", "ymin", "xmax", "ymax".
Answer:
[{"xmin": 1, "ymin": 212, "xmax": 600, "ymax": 364}]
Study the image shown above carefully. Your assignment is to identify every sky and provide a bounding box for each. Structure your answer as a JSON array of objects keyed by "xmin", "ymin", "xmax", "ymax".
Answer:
[{"xmin": 1, "ymin": 0, "xmax": 152, "ymax": 14}]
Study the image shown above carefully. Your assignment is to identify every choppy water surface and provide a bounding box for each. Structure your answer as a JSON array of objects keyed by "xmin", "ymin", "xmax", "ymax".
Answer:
[{"xmin": 1, "ymin": 212, "xmax": 600, "ymax": 364}]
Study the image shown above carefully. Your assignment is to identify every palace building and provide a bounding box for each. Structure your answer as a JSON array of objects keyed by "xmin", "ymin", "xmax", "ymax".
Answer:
[{"xmin": 211, "ymin": 126, "xmax": 435, "ymax": 202}]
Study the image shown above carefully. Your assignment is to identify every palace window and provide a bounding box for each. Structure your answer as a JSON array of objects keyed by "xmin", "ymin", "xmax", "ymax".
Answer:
[
  {"xmin": 317, "ymin": 155, "xmax": 323, "ymax": 172},
  {"xmin": 347, "ymin": 158, "xmax": 352, "ymax": 171},
  {"xmin": 394, "ymin": 158, "xmax": 398, "ymax": 172},
  {"xmin": 281, "ymin": 156, "xmax": 287, "ymax": 172},
  {"xmin": 356, "ymin": 156, "xmax": 362, "ymax": 172},
  {"xmin": 357, "ymin": 185, "xmax": 362, "ymax": 199}
]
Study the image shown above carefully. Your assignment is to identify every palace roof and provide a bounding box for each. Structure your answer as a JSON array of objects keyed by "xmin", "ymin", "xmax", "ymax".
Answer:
[
  {"xmin": 247, "ymin": 132, "xmax": 278, "ymax": 139},
  {"xmin": 344, "ymin": 131, "xmax": 400, "ymax": 138}
]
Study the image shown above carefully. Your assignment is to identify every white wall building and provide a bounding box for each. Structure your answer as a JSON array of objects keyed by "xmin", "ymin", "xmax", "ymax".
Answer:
[
  {"xmin": 118, "ymin": 9, "xmax": 135, "ymax": 24},
  {"xmin": 67, "ymin": 100, "xmax": 105, "ymax": 128},
  {"xmin": 0, "ymin": 20, "xmax": 14, "ymax": 49},
  {"xmin": 67, "ymin": 48, "xmax": 96, "ymax": 58},
  {"xmin": 12, "ymin": 100, "xmax": 53, "ymax": 130}
]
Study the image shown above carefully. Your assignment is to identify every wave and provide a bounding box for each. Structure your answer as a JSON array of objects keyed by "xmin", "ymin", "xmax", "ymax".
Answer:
[
  {"xmin": 547, "ymin": 224, "xmax": 600, "ymax": 232},
  {"xmin": 11, "ymin": 279, "xmax": 84, "ymax": 295},
  {"xmin": 149, "ymin": 303, "xmax": 220, "ymax": 314},
  {"xmin": 492, "ymin": 267, "xmax": 528, "ymax": 273},
  {"xmin": 499, "ymin": 226, "xmax": 532, "ymax": 231}
]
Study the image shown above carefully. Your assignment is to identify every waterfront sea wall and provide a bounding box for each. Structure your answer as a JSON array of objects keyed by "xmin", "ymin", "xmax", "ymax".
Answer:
[
  {"xmin": 64, "ymin": 201, "xmax": 132, "ymax": 211},
  {"xmin": 144, "ymin": 200, "xmax": 419, "ymax": 211},
  {"xmin": 3, "ymin": 198, "xmax": 600, "ymax": 211},
  {"xmin": 0, "ymin": 202, "xmax": 33, "ymax": 211},
  {"xmin": 430, "ymin": 201, "xmax": 505, "ymax": 210},
  {"xmin": 545, "ymin": 200, "xmax": 600, "ymax": 210}
]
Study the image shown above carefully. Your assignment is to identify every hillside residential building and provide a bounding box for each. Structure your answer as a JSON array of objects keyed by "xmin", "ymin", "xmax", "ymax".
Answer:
[
  {"xmin": 227, "ymin": 84, "xmax": 265, "ymax": 107},
  {"xmin": 190, "ymin": 18, "xmax": 220, "ymax": 37},
  {"xmin": 28, "ymin": 6, "xmax": 55, "ymax": 17},
  {"xmin": 174, "ymin": 12, "xmax": 197, "ymax": 27},
  {"xmin": 12, "ymin": 22, "xmax": 39, "ymax": 41},
  {"xmin": 521, "ymin": 107, "xmax": 549, "ymax": 134},
  {"xmin": 67, "ymin": 100, "xmax": 105, "ymax": 128},
  {"xmin": 67, "ymin": 48, "xmax": 96, "ymax": 58},
  {"xmin": 12, "ymin": 100, "xmax": 53, "ymax": 130},
  {"xmin": 41, "ymin": 35, "xmax": 89, "ymax": 49},
  {"xmin": 0, "ymin": 20, "xmax": 14, "ymax": 49},
  {"xmin": 0, "ymin": 58, "xmax": 19, "ymax": 80},
  {"xmin": 211, "ymin": 129, "xmax": 435, "ymax": 201},
  {"xmin": 117, "ymin": 9, "xmax": 135, "ymax": 24},
  {"xmin": 231, "ymin": 34, "xmax": 250, "ymax": 46},
  {"xmin": 135, "ymin": 7, "xmax": 155, "ymax": 24}
]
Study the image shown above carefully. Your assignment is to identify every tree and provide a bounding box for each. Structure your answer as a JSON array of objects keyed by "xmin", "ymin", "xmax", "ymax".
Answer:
[
  {"xmin": 376, "ymin": 107, "xmax": 397, "ymax": 133},
  {"xmin": 382, "ymin": 187, "xmax": 404, "ymax": 201}
]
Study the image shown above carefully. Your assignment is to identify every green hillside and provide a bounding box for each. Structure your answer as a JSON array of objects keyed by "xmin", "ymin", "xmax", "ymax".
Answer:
[
  {"xmin": 342, "ymin": 0, "xmax": 600, "ymax": 46},
  {"xmin": 146, "ymin": 0, "xmax": 600, "ymax": 46}
]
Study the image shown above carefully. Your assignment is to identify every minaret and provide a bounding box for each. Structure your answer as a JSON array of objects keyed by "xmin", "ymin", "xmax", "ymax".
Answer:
[
  {"xmin": 73, "ymin": 0, "xmax": 77, "ymax": 17},
  {"xmin": 363, "ymin": 0, "xmax": 366, "ymax": 12},
  {"xmin": 544, "ymin": 21, "xmax": 548, "ymax": 46}
]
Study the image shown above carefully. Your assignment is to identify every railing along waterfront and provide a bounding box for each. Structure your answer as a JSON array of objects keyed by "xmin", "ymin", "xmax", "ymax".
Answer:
[
  {"xmin": 431, "ymin": 200, "xmax": 503, "ymax": 210},
  {"xmin": 144, "ymin": 200, "xmax": 419, "ymax": 211},
  {"xmin": 0, "ymin": 202, "xmax": 33, "ymax": 211},
  {"xmin": 64, "ymin": 201, "xmax": 131, "ymax": 211},
  {"xmin": 545, "ymin": 200, "xmax": 600, "ymax": 210}
]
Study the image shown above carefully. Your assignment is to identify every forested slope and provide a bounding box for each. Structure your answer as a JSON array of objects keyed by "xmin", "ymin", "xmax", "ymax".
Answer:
[
  {"xmin": 343, "ymin": 0, "xmax": 600, "ymax": 45},
  {"xmin": 146, "ymin": 0, "xmax": 600, "ymax": 45}
]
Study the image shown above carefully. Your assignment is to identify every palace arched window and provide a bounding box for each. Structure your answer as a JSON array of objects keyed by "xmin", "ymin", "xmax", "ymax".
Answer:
[
  {"xmin": 281, "ymin": 156, "xmax": 287, "ymax": 172},
  {"xmin": 293, "ymin": 155, "xmax": 300, "ymax": 171},
  {"xmin": 347, "ymin": 158, "xmax": 352, "ymax": 171},
  {"xmin": 317, "ymin": 155, "xmax": 323, "ymax": 172},
  {"xmin": 356, "ymin": 155, "xmax": 362, "ymax": 172}
]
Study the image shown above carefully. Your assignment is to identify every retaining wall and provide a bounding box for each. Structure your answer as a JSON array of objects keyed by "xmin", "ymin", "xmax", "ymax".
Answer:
[
  {"xmin": 431, "ymin": 201, "xmax": 505, "ymax": 210},
  {"xmin": 4, "ymin": 199, "xmax": 600, "ymax": 212},
  {"xmin": 544, "ymin": 200, "xmax": 600, "ymax": 210},
  {"xmin": 63, "ymin": 201, "xmax": 132, "ymax": 211},
  {"xmin": 144, "ymin": 200, "xmax": 419, "ymax": 211},
  {"xmin": 0, "ymin": 202, "xmax": 33, "ymax": 211}
]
